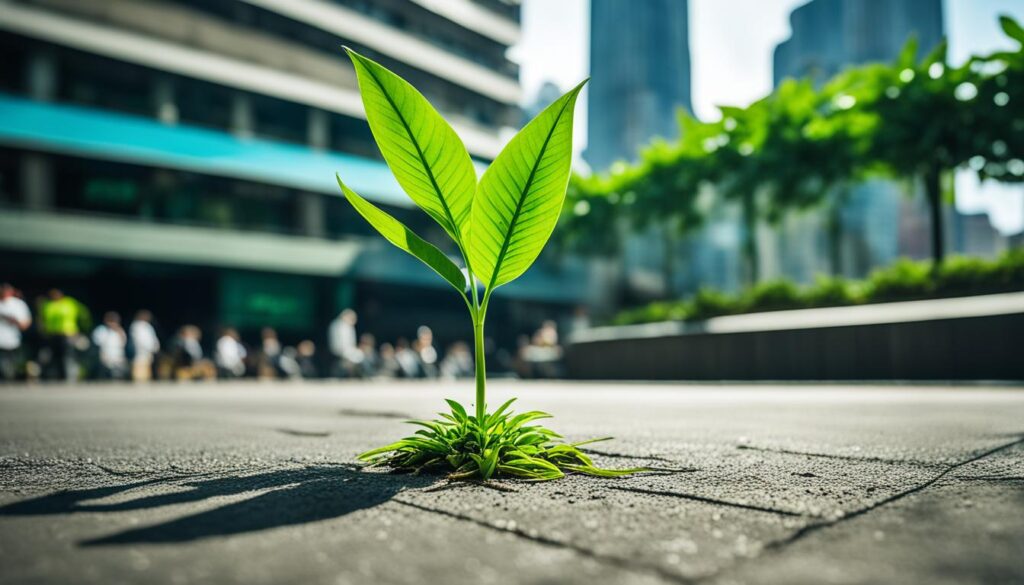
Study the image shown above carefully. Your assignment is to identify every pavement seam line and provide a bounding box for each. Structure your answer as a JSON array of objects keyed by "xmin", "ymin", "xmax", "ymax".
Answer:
[
  {"xmin": 736, "ymin": 444, "xmax": 946, "ymax": 469},
  {"xmin": 764, "ymin": 436, "xmax": 1024, "ymax": 550},
  {"xmin": 581, "ymin": 448, "xmax": 682, "ymax": 464},
  {"xmin": 682, "ymin": 436, "xmax": 1024, "ymax": 585},
  {"xmin": 337, "ymin": 408, "xmax": 412, "ymax": 419},
  {"xmin": 953, "ymin": 474, "xmax": 1024, "ymax": 481},
  {"xmin": 392, "ymin": 498, "xmax": 696, "ymax": 585},
  {"xmin": 608, "ymin": 486, "xmax": 806, "ymax": 517}
]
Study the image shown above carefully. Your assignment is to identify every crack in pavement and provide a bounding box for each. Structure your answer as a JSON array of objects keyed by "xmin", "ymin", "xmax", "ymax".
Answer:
[
  {"xmin": 393, "ymin": 498, "xmax": 696, "ymax": 585},
  {"xmin": 581, "ymin": 448, "xmax": 680, "ymax": 464},
  {"xmin": 762, "ymin": 436, "xmax": 1024, "ymax": 550},
  {"xmin": 275, "ymin": 428, "xmax": 331, "ymax": 438},
  {"xmin": 337, "ymin": 408, "xmax": 411, "ymax": 419},
  {"xmin": 952, "ymin": 475, "xmax": 1024, "ymax": 482},
  {"xmin": 736, "ymin": 444, "xmax": 944, "ymax": 469},
  {"xmin": 674, "ymin": 436, "xmax": 1024, "ymax": 584},
  {"xmin": 609, "ymin": 486, "xmax": 806, "ymax": 517}
]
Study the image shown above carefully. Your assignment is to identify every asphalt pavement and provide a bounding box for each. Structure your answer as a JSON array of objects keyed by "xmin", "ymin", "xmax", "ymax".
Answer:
[{"xmin": 1, "ymin": 381, "xmax": 1022, "ymax": 585}]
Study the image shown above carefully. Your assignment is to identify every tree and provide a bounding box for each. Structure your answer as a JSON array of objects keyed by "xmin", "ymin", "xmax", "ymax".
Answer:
[
  {"xmin": 565, "ymin": 15, "xmax": 1024, "ymax": 298},
  {"xmin": 851, "ymin": 19, "xmax": 1024, "ymax": 264}
]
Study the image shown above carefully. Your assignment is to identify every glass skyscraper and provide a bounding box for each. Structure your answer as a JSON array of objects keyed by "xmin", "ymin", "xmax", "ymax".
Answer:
[
  {"xmin": 774, "ymin": 0, "xmax": 944, "ymax": 86},
  {"xmin": 585, "ymin": 0, "xmax": 692, "ymax": 173}
]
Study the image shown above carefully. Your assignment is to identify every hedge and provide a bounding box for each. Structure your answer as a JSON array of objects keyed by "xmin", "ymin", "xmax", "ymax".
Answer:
[{"xmin": 611, "ymin": 247, "xmax": 1024, "ymax": 326}]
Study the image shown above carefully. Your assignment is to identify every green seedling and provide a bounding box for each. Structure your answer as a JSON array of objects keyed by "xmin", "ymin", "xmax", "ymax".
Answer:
[{"xmin": 337, "ymin": 48, "xmax": 641, "ymax": 481}]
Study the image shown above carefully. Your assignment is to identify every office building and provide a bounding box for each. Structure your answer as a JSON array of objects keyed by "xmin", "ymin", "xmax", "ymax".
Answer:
[
  {"xmin": 774, "ymin": 0, "xmax": 944, "ymax": 86},
  {"xmin": 585, "ymin": 0, "xmax": 692, "ymax": 172},
  {"xmin": 0, "ymin": 0, "xmax": 587, "ymax": 351}
]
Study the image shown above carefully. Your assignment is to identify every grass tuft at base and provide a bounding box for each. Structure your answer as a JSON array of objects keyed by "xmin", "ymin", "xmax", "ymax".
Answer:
[{"xmin": 357, "ymin": 398, "xmax": 646, "ymax": 481}]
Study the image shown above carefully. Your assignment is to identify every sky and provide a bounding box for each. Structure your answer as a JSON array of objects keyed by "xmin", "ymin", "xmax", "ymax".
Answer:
[{"xmin": 513, "ymin": 0, "xmax": 1024, "ymax": 235}]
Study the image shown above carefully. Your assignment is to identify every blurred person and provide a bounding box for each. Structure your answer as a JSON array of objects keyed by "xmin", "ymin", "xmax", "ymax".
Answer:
[
  {"xmin": 536, "ymin": 320, "xmax": 559, "ymax": 347},
  {"xmin": 296, "ymin": 339, "xmax": 318, "ymax": 379},
  {"xmin": 129, "ymin": 310, "xmax": 160, "ymax": 382},
  {"xmin": 440, "ymin": 341, "xmax": 473, "ymax": 380},
  {"xmin": 328, "ymin": 309, "xmax": 363, "ymax": 377},
  {"xmin": 523, "ymin": 321, "xmax": 563, "ymax": 379},
  {"xmin": 570, "ymin": 305, "xmax": 591, "ymax": 337},
  {"xmin": 276, "ymin": 346, "xmax": 302, "ymax": 380},
  {"xmin": 377, "ymin": 342, "xmax": 400, "ymax": 379},
  {"xmin": 215, "ymin": 328, "xmax": 247, "ymax": 379},
  {"xmin": 416, "ymin": 325, "xmax": 438, "ymax": 378},
  {"xmin": 170, "ymin": 325, "xmax": 214, "ymax": 381},
  {"xmin": 357, "ymin": 333, "xmax": 378, "ymax": 377},
  {"xmin": 259, "ymin": 327, "xmax": 282, "ymax": 379},
  {"xmin": 39, "ymin": 289, "xmax": 92, "ymax": 382},
  {"xmin": 92, "ymin": 312, "xmax": 127, "ymax": 380},
  {"xmin": 394, "ymin": 337, "xmax": 421, "ymax": 378},
  {"xmin": 0, "ymin": 283, "xmax": 32, "ymax": 381}
]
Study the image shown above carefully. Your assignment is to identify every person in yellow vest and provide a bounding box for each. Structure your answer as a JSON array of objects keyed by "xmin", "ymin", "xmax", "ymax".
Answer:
[{"xmin": 39, "ymin": 289, "xmax": 92, "ymax": 382}]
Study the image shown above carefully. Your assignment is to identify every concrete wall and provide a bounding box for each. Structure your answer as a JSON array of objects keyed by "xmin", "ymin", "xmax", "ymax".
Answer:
[{"xmin": 567, "ymin": 294, "xmax": 1024, "ymax": 381}]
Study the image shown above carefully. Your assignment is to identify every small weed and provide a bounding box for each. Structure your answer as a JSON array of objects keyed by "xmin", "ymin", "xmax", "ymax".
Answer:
[{"xmin": 358, "ymin": 399, "xmax": 644, "ymax": 481}]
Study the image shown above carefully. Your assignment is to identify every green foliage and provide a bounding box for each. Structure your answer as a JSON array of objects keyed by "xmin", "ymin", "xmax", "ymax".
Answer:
[
  {"xmin": 612, "ymin": 250, "xmax": 1024, "ymax": 325},
  {"xmin": 741, "ymin": 280, "xmax": 804, "ymax": 312},
  {"xmin": 867, "ymin": 258, "xmax": 934, "ymax": 301},
  {"xmin": 358, "ymin": 399, "xmax": 643, "ymax": 481},
  {"xmin": 937, "ymin": 247, "xmax": 1024, "ymax": 293},
  {"xmin": 562, "ymin": 16, "xmax": 1024, "ymax": 271},
  {"xmin": 337, "ymin": 50, "xmax": 637, "ymax": 482},
  {"xmin": 335, "ymin": 176, "xmax": 465, "ymax": 293},
  {"xmin": 804, "ymin": 275, "xmax": 864, "ymax": 307},
  {"xmin": 1000, "ymin": 15, "xmax": 1024, "ymax": 46},
  {"xmin": 470, "ymin": 82, "xmax": 585, "ymax": 290},
  {"xmin": 345, "ymin": 49, "xmax": 475, "ymax": 247},
  {"xmin": 689, "ymin": 288, "xmax": 740, "ymax": 320}
]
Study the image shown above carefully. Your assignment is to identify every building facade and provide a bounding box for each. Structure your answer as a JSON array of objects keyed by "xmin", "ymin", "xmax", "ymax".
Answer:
[
  {"xmin": 585, "ymin": 0, "xmax": 692, "ymax": 172},
  {"xmin": 0, "ymin": 0, "xmax": 588, "ymax": 360},
  {"xmin": 773, "ymin": 0, "xmax": 944, "ymax": 86}
]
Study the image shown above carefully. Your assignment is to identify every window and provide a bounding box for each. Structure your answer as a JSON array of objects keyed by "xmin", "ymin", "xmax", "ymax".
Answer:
[
  {"xmin": 251, "ymin": 94, "xmax": 307, "ymax": 145},
  {"xmin": 176, "ymin": 76, "xmax": 234, "ymax": 133},
  {"xmin": 57, "ymin": 50, "xmax": 152, "ymax": 118},
  {"xmin": 0, "ymin": 33, "xmax": 27, "ymax": 95},
  {"xmin": 329, "ymin": 114, "xmax": 379, "ymax": 159},
  {"xmin": 0, "ymin": 148, "xmax": 21, "ymax": 207},
  {"xmin": 48, "ymin": 154, "xmax": 302, "ymax": 235}
]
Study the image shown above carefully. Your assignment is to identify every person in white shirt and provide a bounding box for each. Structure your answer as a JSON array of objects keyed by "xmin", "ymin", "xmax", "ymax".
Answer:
[
  {"xmin": 416, "ymin": 325, "xmax": 438, "ymax": 378},
  {"xmin": 92, "ymin": 312, "xmax": 127, "ymax": 380},
  {"xmin": 170, "ymin": 325, "xmax": 214, "ymax": 381},
  {"xmin": 215, "ymin": 328, "xmax": 247, "ymax": 378},
  {"xmin": 0, "ymin": 283, "xmax": 32, "ymax": 382},
  {"xmin": 328, "ymin": 309, "xmax": 363, "ymax": 377},
  {"xmin": 129, "ymin": 310, "xmax": 160, "ymax": 382}
]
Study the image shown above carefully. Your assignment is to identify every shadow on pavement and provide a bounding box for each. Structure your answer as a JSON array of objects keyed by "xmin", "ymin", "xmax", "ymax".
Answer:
[{"xmin": 0, "ymin": 465, "xmax": 432, "ymax": 545}]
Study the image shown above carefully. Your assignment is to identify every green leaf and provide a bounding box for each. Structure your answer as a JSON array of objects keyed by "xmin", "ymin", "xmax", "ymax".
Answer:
[
  {"xmin": 896, "ymin": 36, "xmax": 919, "ymax": 69},
  {"xmin": 469, "ymin": 81, "xmax": 586, "ymax": 291},
  {"xmin": 486, "ymin": 398, "xmax": 517, "ymax": 428},
  {"xmin": 445, "ymin": 399, "xmax": 468, "ymax": 422},
  {"xmin": 336, "ymin": 175, "xmax": 465, "ymax": 293},
  {"xmin": 345, "ymin": 48, "xmax": 476, "ymax": 247},
  {"xmin": 921, "ymin": 39, "xmax": 947, "ymax": 68},
  {"xmin": 569, "ymin": 437, "xmax": 614, "ymax": 447},
  {"xmin": 1000, "ymin": 15, "xmax": 1024, "ymax": 45}
]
